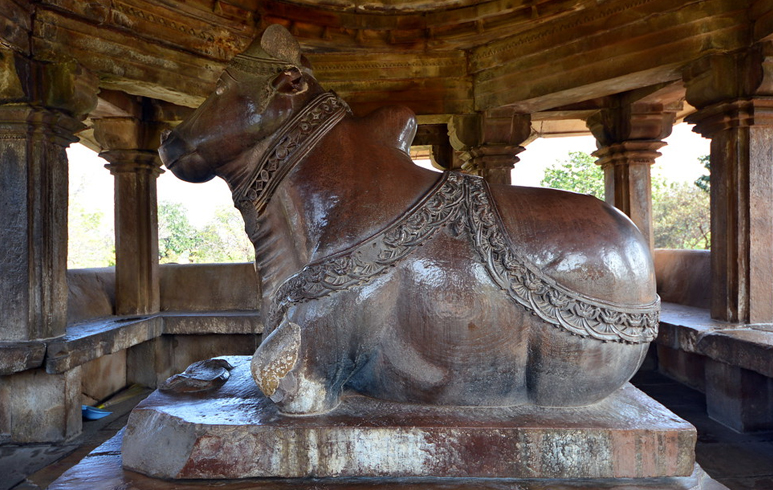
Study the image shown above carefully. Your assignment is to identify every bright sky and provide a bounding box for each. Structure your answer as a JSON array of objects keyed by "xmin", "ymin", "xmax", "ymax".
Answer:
[{"xmin": 67, "ymin": 122, "xmax": 710, "ymax": 227}]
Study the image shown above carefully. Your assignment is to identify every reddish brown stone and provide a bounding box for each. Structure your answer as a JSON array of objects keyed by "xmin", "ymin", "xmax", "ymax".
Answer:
[{"xmin": 122, "ymin": 356, "xmax": 697, "ymax": 481}]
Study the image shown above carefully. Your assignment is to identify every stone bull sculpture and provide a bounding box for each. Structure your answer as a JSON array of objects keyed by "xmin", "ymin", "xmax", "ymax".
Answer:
[{"xmin": 159, "ymin": 25, "xmax": 659, "ymax": 416}]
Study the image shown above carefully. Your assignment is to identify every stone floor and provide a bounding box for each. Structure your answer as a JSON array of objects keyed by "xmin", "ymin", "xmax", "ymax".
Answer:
[
  {"xmin": 631, "ymin": 370, "xmax": 773, "ymax": 490},
  {"xmin": 1, "ymin": 369, "xmax": 772, "ymax": 490}
]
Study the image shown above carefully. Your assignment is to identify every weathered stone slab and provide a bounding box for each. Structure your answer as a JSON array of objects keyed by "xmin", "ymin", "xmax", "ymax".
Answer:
[
  {"xmin": 162, "ymin": 311, "xmax": 263, "ymax": 335},
  {"xmin": 0, "ymin": 341, "xmax": 46, "ymax": 375},
  {"xmin": 46, "ymin": 317, "xmax": 164, "ymax": 374},
  {"xmin": 123, "ymin": 356, "xmax": 697, "ymax": 481},
  {"xmin": 698, "ymin": 328, "xmax": 773, "ymax": 378},
  {"xmin": 0, "ymin": 366, "xmax": 81, "ymax": 444},
  {"xmin": 51, "ymin": 430, "xmax": 728, "ymax": 490},
  {"xmin": 657, "ymin": 303, "xmax": 736, "ymax": 353}
]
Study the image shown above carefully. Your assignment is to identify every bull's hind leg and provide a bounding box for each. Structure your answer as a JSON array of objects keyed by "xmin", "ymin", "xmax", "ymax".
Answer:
[{"xmin": 251, "ymin": 317, "xmax": 343, "ymax": 415}]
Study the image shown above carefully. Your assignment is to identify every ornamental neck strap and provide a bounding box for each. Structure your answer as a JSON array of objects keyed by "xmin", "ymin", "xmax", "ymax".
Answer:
[{"xmin": 233, "ymin": 91, "xmax": 350, "ymax": 213}]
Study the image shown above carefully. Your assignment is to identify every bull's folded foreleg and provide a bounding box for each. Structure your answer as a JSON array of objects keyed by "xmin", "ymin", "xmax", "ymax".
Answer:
[{"xmin": 250, "ymin": 317, "xmax": 343, "ymax": 415}]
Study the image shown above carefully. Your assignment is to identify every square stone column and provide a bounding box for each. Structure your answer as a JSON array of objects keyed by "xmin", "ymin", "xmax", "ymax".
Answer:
[
  {"xmin": 0, "ymin": 50, "xmax": 96, "ymax": 341},
  {"xmin": 104, "ymin": 152, "xmax": 163, "ymax": 316},
  {"xmin": 587, "ymin": 101, "xmax": 678, "ymax": 250},
  {"xmin": 94, "ymin": 114, "xmax": 164, "ymax": 316},
  {"xmin": 684, "ymin": 43, "xmax": 773, "ymax": 323}
]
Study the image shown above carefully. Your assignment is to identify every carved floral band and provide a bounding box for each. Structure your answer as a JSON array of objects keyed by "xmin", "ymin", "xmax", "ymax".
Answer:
[
  {"xmin": 233, "ymin": 91, "xmax": 351, "ymax": 213},
  {"xmin": 269, "ymin": 172, "xmax": 660, "ymax": 344}
]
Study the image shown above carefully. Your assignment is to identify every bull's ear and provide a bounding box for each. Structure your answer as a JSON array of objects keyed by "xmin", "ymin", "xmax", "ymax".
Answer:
[
  {"xmin": 260, "ymin": 24, "xmax": 302, "ymax": 66},
  {"xmin": 272, "ymin": 67, "xmax": 308, "ymax": 95}
]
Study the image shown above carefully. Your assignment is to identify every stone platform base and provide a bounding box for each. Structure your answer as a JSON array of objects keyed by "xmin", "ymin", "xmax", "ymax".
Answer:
[
  {"xmin": 49, "ymin": 430, "xmax": 728, "ymax": 489},
  {"xmin": 121, "ymin": 356, "xmax": 700, "ymax": 481}
]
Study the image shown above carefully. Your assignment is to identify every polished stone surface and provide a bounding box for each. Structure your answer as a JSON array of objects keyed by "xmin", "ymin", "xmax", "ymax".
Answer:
[{"xmin": 123, "ymin": 356, "xmax": 696, "ymax": 481}]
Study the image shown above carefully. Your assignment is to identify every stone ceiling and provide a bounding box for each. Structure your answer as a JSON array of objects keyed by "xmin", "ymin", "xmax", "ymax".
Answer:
[{"xmin": 3, "ymin": 0, "xmax": 772, "ymax": 139}]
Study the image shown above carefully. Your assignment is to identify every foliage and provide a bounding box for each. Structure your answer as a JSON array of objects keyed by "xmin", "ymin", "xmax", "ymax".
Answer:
[
  {"xmin": 193, "ymin": 207, "xmax": 254, "ymax": 263},
  {"xmin": 541, "ymin": 151, "xmax": 710, "ymax": 250},
  {"xmin": 68, "ymin": 179, "xmax": 115, "ymax": 269},
  {"xmin": 158, "ymin": 201, "xmax": 254, "ymax": 264},
  {"xmin": 694, "ymin": 155, "xmax": 710, "ymax": 194},
  {"xmin": 158, "ymin": 202, "xmax": 200, "ymax": 263},
  {"xmin": 541, "ymin": 151, "xmax": 605, "ymax": 199},
  {"xmin": 652, "ymin": 181, "xmax": 710, "ymax": 249}
]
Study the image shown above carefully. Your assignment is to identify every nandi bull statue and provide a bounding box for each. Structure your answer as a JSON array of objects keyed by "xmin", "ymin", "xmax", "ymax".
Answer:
[{"xmin": 159, "ymin": 24, "xmax": 659, "ymax": 416}]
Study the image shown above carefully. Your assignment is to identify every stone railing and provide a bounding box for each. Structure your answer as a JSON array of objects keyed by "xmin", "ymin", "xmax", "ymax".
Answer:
[{"xmin": 652, "ymin": 249, "xmax": 773, "ymax": 432}]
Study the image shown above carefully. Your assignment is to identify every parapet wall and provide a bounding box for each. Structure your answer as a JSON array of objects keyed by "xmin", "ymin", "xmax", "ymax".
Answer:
[
  {"xmin": 653, "ymin": 249, "xmax": 710, "ymax": 309},
  {"xmin": 67, "ymin": 262, "xmax": 259, "ymax": 324}
]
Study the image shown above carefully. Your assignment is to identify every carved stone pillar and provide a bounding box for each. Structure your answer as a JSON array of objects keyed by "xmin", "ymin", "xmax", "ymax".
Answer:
[
  {"xmin": 587, "ymin": 102, "xmax": 677, "ymax": 250},
  {"xmin": 684, "ymin": 42, "xmax": 773, "ymax": 323},
  {"xmin": 94, "ymin": 114, "xmax": 164, "ymax": 316},
  {"xmin": 0, "ymin": 51, "xmax": 97, "ymax": 341},
  {"xmin": 449, "ymin": 110, "xmax": 532, "ymax": 185}
]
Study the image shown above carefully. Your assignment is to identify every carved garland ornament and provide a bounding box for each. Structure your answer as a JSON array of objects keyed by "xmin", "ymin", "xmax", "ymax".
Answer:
[{"xmin": 269, "ymin": 172, "xmax": 659, "ymax": 344}]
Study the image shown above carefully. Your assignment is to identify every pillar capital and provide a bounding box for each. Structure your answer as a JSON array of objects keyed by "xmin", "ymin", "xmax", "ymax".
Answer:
[
  {"xmin": 102, "ymin": 150, "xmax": 163, "ymax": 176},
  {"xmin": 448, "ymin": 110, "xmax": 532, "ymax": 185},
  {"xmin": 587, "ymin": 101, "xmax": 676, "ymax": 147},
  {"xmin": 683, "ymin": 42, "xmax": 773, "ymax": 111},
  {"xmin": 459, "ymin": 143, "xmax": 524, "ymax": 183},
  {"xmin": 685, "ymin": 97, "xmax": 773, "ymax": 138},
  {"xmin": 592, "ymin": 140, "xmax": 667, "ymax": 168}
]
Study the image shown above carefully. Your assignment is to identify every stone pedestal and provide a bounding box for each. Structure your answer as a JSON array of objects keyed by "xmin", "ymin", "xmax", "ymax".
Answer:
[
  {"xmin": 44, "ymin": 355, "xmax": 727, "ymax": 489},
  {"xmin": 119, "ymin": 356, "xmax": 700, "ymax": 483}
]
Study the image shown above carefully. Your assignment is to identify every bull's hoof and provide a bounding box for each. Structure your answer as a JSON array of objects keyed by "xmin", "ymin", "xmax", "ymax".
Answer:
[{"xmin": 251, "ymin": 321, "xmax": 340, "ymax": 415}]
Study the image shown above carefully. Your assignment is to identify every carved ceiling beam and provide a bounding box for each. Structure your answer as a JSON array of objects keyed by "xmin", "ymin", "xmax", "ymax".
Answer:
[
  {"xmin": 257, "ymin": 0, "xmax": 585, "ymax": 51},
  {"xmin": 471, "ymin": 0, "xmax": 749, "ymax": 113}
]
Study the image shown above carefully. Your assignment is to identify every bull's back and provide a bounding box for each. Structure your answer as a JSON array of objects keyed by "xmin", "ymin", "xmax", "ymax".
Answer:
[{"xmin": 488, "ymin": 184, "xmax": 657, "ymax": 306}]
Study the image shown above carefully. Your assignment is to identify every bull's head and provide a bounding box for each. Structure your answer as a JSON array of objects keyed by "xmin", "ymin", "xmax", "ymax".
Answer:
[{"xmin": 159, "ymin": 24, "xmax": 324, "ymax": 183}]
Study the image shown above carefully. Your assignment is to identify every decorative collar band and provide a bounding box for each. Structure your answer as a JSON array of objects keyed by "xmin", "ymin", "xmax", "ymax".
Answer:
[{"xmin": 233, "ymin": 91, "xmax": 350, "ymax": 213}]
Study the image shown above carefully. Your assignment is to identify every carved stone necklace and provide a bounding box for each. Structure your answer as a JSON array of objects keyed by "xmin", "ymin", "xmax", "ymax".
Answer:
[
  {"xmin": 233, "ymin": 91, "xmax": 350, "ymax": 214},
  {"xmin": 268, "ymin": 171, "xmax": 660, "ymax": 344}
]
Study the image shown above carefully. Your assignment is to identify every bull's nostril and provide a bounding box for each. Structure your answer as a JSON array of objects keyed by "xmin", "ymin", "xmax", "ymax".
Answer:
[{"xmin": 160, "ymin": 128, "xmax": 172, "ymax": 144}]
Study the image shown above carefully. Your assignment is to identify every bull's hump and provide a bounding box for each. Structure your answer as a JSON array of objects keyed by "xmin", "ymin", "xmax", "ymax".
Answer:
[{"xmin": 358, "ymin": 105, "xmax": 417, "ymax": 155}]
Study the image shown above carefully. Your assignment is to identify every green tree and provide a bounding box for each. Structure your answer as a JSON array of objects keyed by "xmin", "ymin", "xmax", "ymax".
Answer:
[
  {"xmin": 194, "ymin": 206, "xmax": 254, "ymax": 263},
  {"xmin": 157, "ymin": 201, "xmax": 253, "ymax": 264},
  {"xmin": 158, "ymin": 201, "xmax": 200, "ymax": 263},
  {"xmin": 540, "ymin": 151, "xmax": 710, "ymax": 250},
  {"xmin": 541, "ymin": 151, "xmax": 605, "ymax": 198},
  {"xmin": 652, "ymin": 181, "xmax": 710, "ymax": 249}
]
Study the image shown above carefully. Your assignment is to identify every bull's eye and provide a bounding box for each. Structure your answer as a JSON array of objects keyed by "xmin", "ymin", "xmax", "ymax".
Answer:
[{"xmin": 215, "ymin": 81, "xmax": 226, "ymax": 96}]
